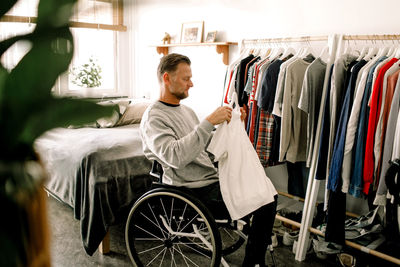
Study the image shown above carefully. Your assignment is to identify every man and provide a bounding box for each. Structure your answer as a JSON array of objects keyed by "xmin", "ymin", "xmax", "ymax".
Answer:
[{"xmin": 140, "ymin": 53, "xmax": 277, "ymax": 267}]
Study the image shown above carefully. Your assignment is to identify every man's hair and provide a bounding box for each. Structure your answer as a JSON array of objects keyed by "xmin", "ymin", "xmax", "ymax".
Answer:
[{"xmin": 157, "ymin": 53, "xmax": 191, "ymax": 83}]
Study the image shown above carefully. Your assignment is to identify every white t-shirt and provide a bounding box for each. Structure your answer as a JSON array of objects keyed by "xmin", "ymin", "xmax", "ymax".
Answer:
[{"xmin": 207, "ymin": 94, "xmax": 277, "ymax": 220}]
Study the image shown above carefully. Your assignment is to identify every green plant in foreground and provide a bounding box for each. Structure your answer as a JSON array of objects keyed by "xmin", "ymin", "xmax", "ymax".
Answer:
[
  {"xmin": 0, "ymin": 0, "xmax": 115, "ymax": 265},
  {"xmin": 71, "ymin": 57, "xmax": 102, "ymax": 88},
  {"xmin": 0, "ymin": 0, "xmax": 114, "ymax": 163}
]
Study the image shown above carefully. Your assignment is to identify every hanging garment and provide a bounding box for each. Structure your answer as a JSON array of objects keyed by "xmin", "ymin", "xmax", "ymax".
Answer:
[
  {"xmin": 249, "ymin": 59, "xmax": 273, "ymax": 146},
  {"xmin": 207, "ymin": 93, "xmax": 277, "ymax": 220},
  {"xmin": 325, "ymin": 190, "xmax": 346, "ymax": 244},
  {"xmin": 364, "ymin": 58, "xmax": 399, "ymax": 195},
  {"xmin": 342, "ymin": 56, "xmax": 388, "ymax": 193},
  {"xmin": 375, "ymin": 70, "xmax": 400, "ymax": 205},
  {"xmin": 327, "ymin": 60, "xmax": 367, "ymax": 192},
  {"xmin": 298, "ymin": 57, "xmax": 327, "ymax": 167},
  {"xmin": 279, "ymin": 58, "xmax": 313, "ymax": 163},
  {"xmin": 286, "ymin": 161, "xmax": 309, "ymax": 198},
  {"xmin": 255, "ymin": 59, "xmax": 284, "ymax": 166},
  {"xmin": 326, "ymin": 55, "xmax": 358, "ymax": 180},
  {"xmin": 374, "ymin": 63, "xmax": 400, "ymax": 186},
  {"xmin": 236, "ymin": 54, "xmax": 255, "ymax": 106},
  {"xmin": 349, "ymin": 57, "xmax": 388, "ymax": 198}
]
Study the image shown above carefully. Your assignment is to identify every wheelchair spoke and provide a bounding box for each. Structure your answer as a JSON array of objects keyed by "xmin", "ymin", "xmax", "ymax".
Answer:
[
  {"xmin": 169, "ymin": 198, "xmax": 175, "ymax": 227},
  {"xmin": 176, "ymin": 203, "xmax": 188, "ymax": 232},
  {"xmin": 139, "ymin": 211, "xmax": 169, "ymax": 237},
  {"xmin": 160, "ymin": 198, "xmax": 172, "ymax": 226},
  {"xmin": 174, "ymin": 244, "xmax": 200, "ymax": 267},
  {"xmin": 168, "ymin": 248, "xmax": 177, "ymax": 267},
  {"xmin": 158, "ymin": 248, "xmax": 167, "ymax": 267},
  {"xmin": 178, "ymin": 241, "xmax": 212, "ymax": 258},
  {"xmin": 134, "ymin": 224, "xmax": 164, "ymax": 242},
  {"xmin": 147, "ymin": 203, "xmax": 168, "ymax": 239},
  {"xmin": 144, "ymin": 246, "xmax": 167, "ymax": 267},
  {"xmin": 135, "ymin": 237, "xmax": 163, "ymax": 241},
  {"xmin": 138, "ymin": 244, "xmax": 165, "ymax": 255},
  {"xmin": 179, "ymin": 213, "xmax": 200, "ymax": 234}
]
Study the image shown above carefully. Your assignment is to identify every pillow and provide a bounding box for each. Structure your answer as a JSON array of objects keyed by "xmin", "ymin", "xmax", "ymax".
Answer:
[
  {"xmin": 96, "ymin": 110, "xmax": 120, "ymax": 128},
  {"xmin": 97, "ymin": 99, "xmax": 130, "ymax": 115},
  {"xmin": 96, "ymin": 99, "xmax": 130, "ymax": 128},
  {"xmin": 115, "ymin": 101, "xmax": 150, "ymax": 126}
]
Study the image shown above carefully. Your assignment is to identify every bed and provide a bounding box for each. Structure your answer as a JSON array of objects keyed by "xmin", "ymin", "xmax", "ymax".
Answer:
[{"xmin": 34, "ymin": 100, "xmax": 153, "ymax": 255}]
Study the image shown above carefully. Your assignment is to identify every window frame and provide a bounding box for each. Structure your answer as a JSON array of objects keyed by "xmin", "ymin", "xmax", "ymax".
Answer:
[{"xmin": 1, "ymin": 0, "xmax": 128, "ymax": 98}]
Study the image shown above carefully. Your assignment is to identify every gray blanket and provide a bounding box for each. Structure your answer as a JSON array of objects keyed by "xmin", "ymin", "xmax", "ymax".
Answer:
[{"xmin": 35, "ymin": 124, "xmax": 152, "ymax": 255}]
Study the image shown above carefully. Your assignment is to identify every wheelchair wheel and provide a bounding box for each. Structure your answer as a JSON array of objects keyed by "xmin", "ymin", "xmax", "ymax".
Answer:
[{"xmin": 125, "ymin": 187, "xmax": 222, "ymax": 267}]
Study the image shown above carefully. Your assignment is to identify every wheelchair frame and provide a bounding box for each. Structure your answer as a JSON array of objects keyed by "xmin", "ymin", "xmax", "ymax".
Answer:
[{"xmin": 125, "ymin": 161, "xmax": 248, "ymax": 266}]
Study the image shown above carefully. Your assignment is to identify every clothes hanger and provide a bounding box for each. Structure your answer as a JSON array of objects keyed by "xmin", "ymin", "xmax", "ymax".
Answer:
[
  {"xmin": 262, "ymin": 47, "xmax": 272, "ymax": 59},
  {"xmin": 356, "ymin": 47, "xmax": 369, "ymax": 61},
  {"xmin": 293, "ymin": 46, "xmax": 304, "ymax": 58},
  {"xmin": 300, "ymin": 46, "xmax": 312, "ymax": 58},
  {"xmin": 269, "ymin": 46, "xmax": 284, "ymax": 61},
  {"xmin": 362, "ymin": 47, "xmax": 379, "ymax": 60},
  {"xmin": 279, "ymin": 47, "xmax": 295, "ymax": 60},
  {"xmin": 318, "ymin": 46, "xmax": 330, "ymax": 62},
  {"xmin": 252, "ymin": 48, "xmax": 261, "ymax": 57},
  {"xmin": 394, "ymin": 47, "xmax": 400, "ymax": 59},
  {"xmin": 343, "ymin": 39, "xmax": 353, "ymax": 55}
]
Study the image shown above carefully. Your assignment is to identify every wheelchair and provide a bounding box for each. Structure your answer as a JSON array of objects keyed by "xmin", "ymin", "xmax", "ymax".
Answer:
[{"xmin": 125, "ymin": 160, "xmax": 255, "ymax": 267}]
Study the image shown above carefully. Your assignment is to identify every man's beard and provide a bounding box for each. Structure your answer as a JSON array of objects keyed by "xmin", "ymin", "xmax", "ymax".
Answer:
[{"xmin": 172, "ymin": 91, "xmax": 188, "ymax": 100}]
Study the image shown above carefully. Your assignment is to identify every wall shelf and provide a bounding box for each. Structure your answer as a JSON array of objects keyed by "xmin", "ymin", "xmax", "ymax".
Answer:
[{"xmin": 152, "ymin": 42, "xmax": 238, "ymax": 65}]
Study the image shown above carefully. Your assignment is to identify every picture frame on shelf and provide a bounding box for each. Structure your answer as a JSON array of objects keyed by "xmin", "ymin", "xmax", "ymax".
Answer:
[
  {"xmin": 180, "ymin": 21, "xmax": 204, "ymax": 43},
  {"xmin": 205, "ymin": 31, "xmax": 217, "ymax": 42}
]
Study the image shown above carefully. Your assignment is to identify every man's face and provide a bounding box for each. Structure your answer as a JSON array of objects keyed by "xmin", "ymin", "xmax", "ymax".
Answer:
[{"xmin": 167, "ymin": 63, "xmax": 193, "ymax": 100}]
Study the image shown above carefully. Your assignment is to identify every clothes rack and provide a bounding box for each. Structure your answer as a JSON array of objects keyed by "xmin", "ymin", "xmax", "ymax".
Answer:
[
  {"xmin": 240, "ymin": 33, "xmax": 337, "ymax": 259},
  {"xmin": 239, "ymin": 34, "xmax": 330, "ymax": 207},
  {"xmin": 296, "ymin": 34, "xmax": 400, "ymax": 265}
]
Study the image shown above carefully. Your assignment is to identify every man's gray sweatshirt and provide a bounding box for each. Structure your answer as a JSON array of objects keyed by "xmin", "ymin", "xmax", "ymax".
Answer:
[{"xmin": 140, "ymin": 101, "xmax": 218, "ymax": 188}]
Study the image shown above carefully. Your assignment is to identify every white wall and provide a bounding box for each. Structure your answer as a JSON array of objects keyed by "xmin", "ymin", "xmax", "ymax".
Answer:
[
  {"xmin": 130, "ymin": 0, "xmax": 399, "ymax": 116},
  {"xmin": 128, "ymin": 0, "xmax": 400, "ymax": 214}
]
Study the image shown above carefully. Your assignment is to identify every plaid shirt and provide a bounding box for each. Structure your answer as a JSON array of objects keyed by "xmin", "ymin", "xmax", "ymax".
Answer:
[{"xmin": 256, "ymin": 109, "xmax": 275, "ymax": 167}]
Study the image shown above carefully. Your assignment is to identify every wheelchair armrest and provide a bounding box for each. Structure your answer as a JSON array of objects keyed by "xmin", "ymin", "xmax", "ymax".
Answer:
[{"xmin": 150, "ymin": 160, "xmax": 164, "ymax": 182}]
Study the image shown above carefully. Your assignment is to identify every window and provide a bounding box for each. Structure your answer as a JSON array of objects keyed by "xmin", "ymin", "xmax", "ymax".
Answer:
[{"xmin": 1, "ymin": 0, "xmax": 127, "ymax": 98}]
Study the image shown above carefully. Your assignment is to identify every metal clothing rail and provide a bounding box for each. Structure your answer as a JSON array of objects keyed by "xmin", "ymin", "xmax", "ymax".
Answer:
[{"xmin": 296, "ymin": 33, "xmax": 400, "ymax": 265}]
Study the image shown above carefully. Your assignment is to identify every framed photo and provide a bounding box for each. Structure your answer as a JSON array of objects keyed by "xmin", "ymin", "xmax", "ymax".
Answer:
[
  {"xmin": 205, "ymin": 31, "xmax": 217, "ymax": 43},
  {"xmin": 180, "ymin": 21, "xmax": 204, "ymax": 43}
]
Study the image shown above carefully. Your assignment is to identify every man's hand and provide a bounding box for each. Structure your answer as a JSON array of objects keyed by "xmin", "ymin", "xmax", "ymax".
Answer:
[
  {"xmin": 240, "ymin": 107, "xmax": 246, "ymax": 121},
  {"xmin": 206, "ymin": 106, "xmax": 232, "ymax": 125}
]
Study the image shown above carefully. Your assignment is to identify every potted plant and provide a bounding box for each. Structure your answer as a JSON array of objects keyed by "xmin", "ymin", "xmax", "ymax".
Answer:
[
  {"xmin": 70, "ymin": 56, "xmax": 102, "ymax": 89},
  {"xmin": 0, "ymin": 0, "xmax": 114, "ymax": 266}
]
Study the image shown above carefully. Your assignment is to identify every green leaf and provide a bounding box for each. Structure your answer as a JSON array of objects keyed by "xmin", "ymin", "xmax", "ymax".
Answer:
[
  {"xmin": 0, "ymin": 0, "xmax": 18, "ymax": 18},
  {"xmin": 36, "ymin": 0, "xmax": 76, "ymax": 29},
  {"xmin": 20, "ymin": 98, "xmax": 115, "ymax": 146},
  {"xmin": 3, "ymin": 27, "xmax": 74, "ymax": 137},
  {"xmin": 0, "ymin": 32, "xmax": 35, "ymax": 57}
]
